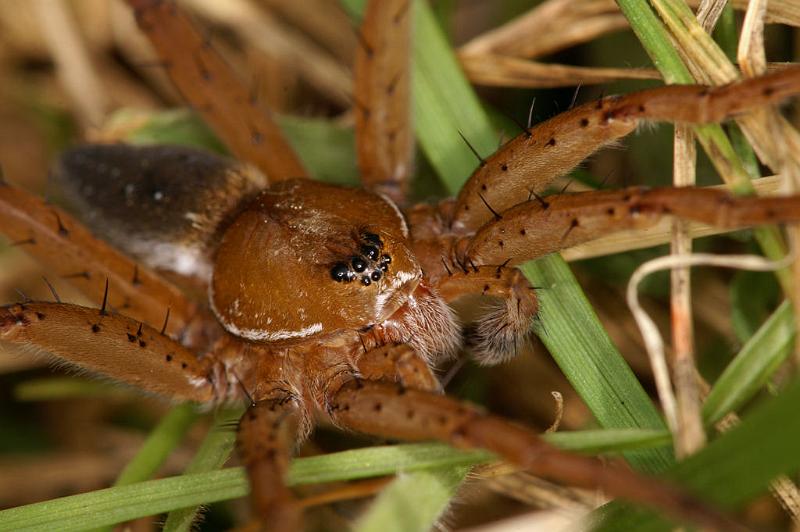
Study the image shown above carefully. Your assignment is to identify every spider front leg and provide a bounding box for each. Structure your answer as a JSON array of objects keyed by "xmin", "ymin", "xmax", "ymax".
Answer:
[
  {"xmin": 237, "ymin": 397, "xmax": 307, "ymax": 532},
  {"xmin": 0, "ymin": 301, "xmax": 214, "ymax": 401},
  {"xmin": 452, "ymin": 65, "xmax": 800, "ymax": 232},
  {"xmin": 464, "ymin": 186, "xmax": 800, "ymax": 267},
  {"xmin": 326, "ymin": 376, "xmax": 741, "ymax": 531}
]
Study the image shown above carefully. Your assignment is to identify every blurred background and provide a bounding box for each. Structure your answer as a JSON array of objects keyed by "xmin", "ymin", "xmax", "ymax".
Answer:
[{"xmin": 0, "ymin": 0, "xmax": 798, "ymax": 530}]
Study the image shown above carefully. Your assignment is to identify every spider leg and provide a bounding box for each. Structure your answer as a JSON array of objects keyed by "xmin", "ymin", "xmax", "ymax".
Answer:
[
  {"xmin": 354, "ymin": 0, "xmax": 413, "ymax": 204},
  {"xmin": 0, "ymin": 182, "xmax": 194, "ymax": 334},
  {"xmin": 452, "ymin": 65, "xmax": 800, "ymax": 231},
  {"xmin": 465, "ymin": 185, "xmax": 800, "ymax": 267},
  {"xmin": 356, "ymin": 343, "xmax": 441, "ymax": 392},
  {"xmin": 125, "ymin": 0, "xmax": 307, "ymax": 182},
  {"xmin": 327, "ymin": 379, "xmax": 741, "ymax": 531},
  {"xmin": 0, "ymin": 301, "xmax": 214, "ymax": 402},
  {"xmin": 237, "ymin": 397, "xmax": 307, "ymax": 532}
]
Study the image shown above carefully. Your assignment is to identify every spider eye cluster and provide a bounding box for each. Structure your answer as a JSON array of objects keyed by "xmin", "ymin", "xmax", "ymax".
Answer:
[{"xmin": 330, "ymin": 232, "xmax": 392, "ymax": 286}]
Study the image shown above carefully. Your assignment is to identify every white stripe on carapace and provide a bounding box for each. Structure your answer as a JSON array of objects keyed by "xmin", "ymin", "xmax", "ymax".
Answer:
[
  {"xmin": 208, "ymin": 283, "xmax": 324, "ymax": 341},
  {"xmin": 377, "ymin": 192, "xmax": 409, "ymax": 237}
]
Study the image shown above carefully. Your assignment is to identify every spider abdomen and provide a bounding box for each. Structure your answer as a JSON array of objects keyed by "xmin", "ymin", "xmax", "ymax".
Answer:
[{"xmin": 52, "ymin": 143, "xmax": 265, "ymax": 280}]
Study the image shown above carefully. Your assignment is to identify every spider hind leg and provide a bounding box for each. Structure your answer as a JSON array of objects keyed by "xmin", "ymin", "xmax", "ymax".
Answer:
[{"xmin": 0, "ymin": 182, "xmax": 194, "ymax": 334}]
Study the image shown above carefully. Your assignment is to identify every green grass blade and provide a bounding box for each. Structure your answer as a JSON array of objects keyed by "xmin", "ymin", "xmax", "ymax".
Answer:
[
  {"xmin": 544, "ymin": 428, "xmax": 671, "ymax": 454},
  {"xmin": 14, "ymin": 377, "xmax": 121, "ymax": 400},
  {"xmin": 0, "ymin": 444, "xmax": 492, "ymax": 532},
  {"xmin": 0, "ymin": 469, "xmax": 248, "ymax": 532},
  {"xmin": 522, "ymin": 259, "xmax": 673, "ymax": 473},
  {"xmin": 92, "ymin": 404, "xmax": 199, "ymax": 532},
  {"xmin": 112, "ymin": 404, "xmax": 199, "ymax": 487},
  {"xmin": 162, "ymin": 407, "xmax": 242, "ymax": 532},
  {"xmin": 0, "ymin": 428, "xmax": 680, "ymax": 530},
  {"xmin": 0, "ymin": 428, "xmax": 681, "ymax": 532},
  {"xmin": 703, "ymin": 300, "xmax": 795, "ymax": 424},
  {"xmin": 353, "ymin": 467, "xmax": 469, "ymax": 532},
  {"xmin": 597, "ymin": 376, "xmax": 800, "ymax": 530},
  {"xmin": 411, "ymin": 1, "xmax": 496, "ymax": 193}
]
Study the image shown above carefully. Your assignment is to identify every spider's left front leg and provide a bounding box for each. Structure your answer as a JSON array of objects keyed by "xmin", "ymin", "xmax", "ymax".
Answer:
[
  {"xmin": 324, "ymin": 359, "xmax": 741, "ymax": 531},
  {"xmin": 464, "ymin": 186, "xmax": 800, "ymax": 268}
]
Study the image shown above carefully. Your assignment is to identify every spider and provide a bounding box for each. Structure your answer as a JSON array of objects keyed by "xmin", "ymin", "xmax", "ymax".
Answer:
[{"xmin": 3, "ymin": 0, "xmax": 800, "ymax": 530}]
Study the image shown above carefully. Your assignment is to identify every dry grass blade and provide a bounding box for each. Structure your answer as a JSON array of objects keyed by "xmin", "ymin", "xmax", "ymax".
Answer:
[
  {"xmin": 696, "ymin": 0, "xmax": 727, "ymax": 31},
  {"xmin": 475, "ymin": 463, "xmax": 597, "ymax": 511},
  {"xmin": 459, "ymin": 0, "xmax": 800, "ymax": 65},
  {"xmin": 726, "ymin": 0, "xmax": 800, "ymax": 26},
  {"xmin": 459, "ymin": 0, "xmax": 626, "ymax": 60},
  {"xmin": 653, "ymin": 0, "xmax": 800, "ymax": 175},
  {"xmin": 260, "ymin": 0, "xmax": 357, "ymax": 64},
  {"xmin": 670, "ymin": 123, "xmax": 705, "ymax": 459},
  {"xmin": 627, "ymin": 252, "xmax": 795, "ymax": 438},
  {"xmin": 183, "ymin": 0, "xmax": 352, "ymax": 106},
  {"xmin": 31, "ymin": 0, "xmax": 109, "ymax": 127},
  {"xmin": 461, "ymin": 54, "xmax": 658, "ymax": 89}
]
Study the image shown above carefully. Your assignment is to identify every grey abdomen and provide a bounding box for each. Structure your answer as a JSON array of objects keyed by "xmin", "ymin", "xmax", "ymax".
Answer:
[{"xmin": 50, "ymin": 143, "xmax": 265, "ymax": 280}]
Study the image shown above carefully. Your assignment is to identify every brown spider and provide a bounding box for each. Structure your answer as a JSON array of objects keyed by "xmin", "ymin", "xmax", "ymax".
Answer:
[{"xmin": 4, "ymin": 0, "xmax": 800, "ymax": 529}]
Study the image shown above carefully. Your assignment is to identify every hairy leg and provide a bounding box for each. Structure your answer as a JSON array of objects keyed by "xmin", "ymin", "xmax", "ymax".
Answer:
[
  {"xmin": 0, "ymin": 301, "xmax": 214, "ymax": 401},
  {"xmin": 465, "ymin": 185, "xmax": 800, "ymax": 266},
  {"xmin": 237, "ymin": 397, "xmax": 307, "ymax": 532},
  {"xmin": 0, "ymin": 181, "xmax": 195, "ymax": 334},
  {"xmin": 327, "ymin": 379, "xmax": 741, "ymax": 531},
  {"xmin": 354, "ymin": 0, "xmax": 413, "ymax": 204},
  {"xmin": 452, "ymin": 66, "xmax": 800, "ymax": 231},
  {"xmin": 435, "ymin": 264, "xmax": 538, "ymax": 365},
  {"xmin": 125, "ymin": 0, "xmax": 307, "ymax": 182}
]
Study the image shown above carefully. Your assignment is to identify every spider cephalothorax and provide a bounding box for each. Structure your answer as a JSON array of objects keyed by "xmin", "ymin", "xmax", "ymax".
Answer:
[{"xmin": 6, "ymin": 0, "xmax": 800, "ymax": 530}]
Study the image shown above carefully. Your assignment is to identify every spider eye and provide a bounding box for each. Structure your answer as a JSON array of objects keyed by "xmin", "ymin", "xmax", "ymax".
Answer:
[
  {"xmin": 361, "ymin": 245, "xmax": 380, "ymax": 261},
  {"xmin": 351, "ymin": 257, "xmax": 368, "ymax": 272},
  {"xmin": 330, "ymin": 263, "xmax": 352, "ymax": 282},
  {"xmin": 363, "ymin": 232, "xmax": 383, "ymax": 247},
  {"xmin": 361, "ymin": 276, "xmax": 372, "ymax": 286},
  {"xmin": 380, "ymin": 254, "xmax": 391, "ymax": 264},
  {"xmin": 370, "ymin": 270, "xmax": 382, "ymax": 281}
]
